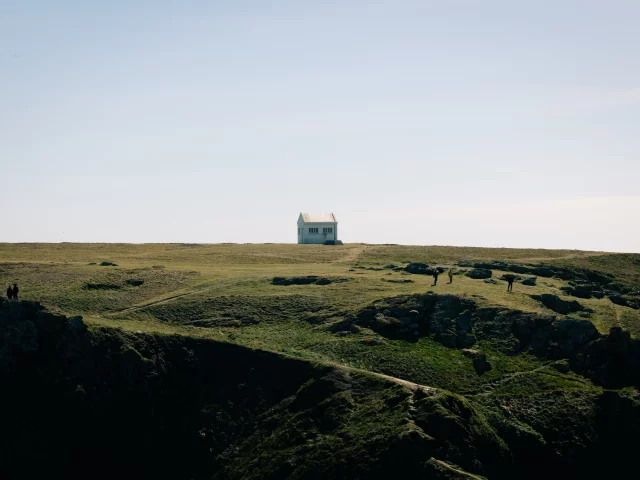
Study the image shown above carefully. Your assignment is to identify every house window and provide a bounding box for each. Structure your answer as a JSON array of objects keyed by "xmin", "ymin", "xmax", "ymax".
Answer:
[
  {"xmin": 323, "ymin": 227, "xmax": 333, "ymax": 234},
  {"xmin": 298, "ymin": 228, "xmax": 301, "ymax": 235},
  {"xmin": 309, "ymin": 227, "xmax": 319, "ymax": 234}
]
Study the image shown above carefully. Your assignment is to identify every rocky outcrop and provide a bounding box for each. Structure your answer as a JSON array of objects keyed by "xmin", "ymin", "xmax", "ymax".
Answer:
[
  {"xmin": 466, "ymin": 269, "xmax": 493, "ymax": 279},
  {"xmin": 405, "ymin": 263, "xmax": 432, "ymax": 274},
  {"xmin": 608, "ymin": 294, "xmax": 628, "ymax": 306},
  {"xmin": 339, "ymin": 292, "xmax": 640, "ymax": 387},
  {"xmin": 573, "ymin": 326, "xmax": 640, "ymax": 387},
  {"xmin": 530, "ymin": 294, "xmax": 592, "ymax": 315},
  {"xmin": 607, "ymin": 294, "xmax": 640, "ymax": 309},
  {"xmin": 557, "ymin": 280, "xmax": 640, "ymax": 310},
  {"xmin": 462, "ymin": 349, "xmax": 492, "ymax": 374},
  {"xmin": 561, "ymin": 282, "xmax": 600, "ymax": 299},
  {"xmin": 500, "ymin": 274, "xmax": 536, "ymax": 286},
  {"xmin": 458, "ymin": 261, "xmax": 614, "ymax": 284}
]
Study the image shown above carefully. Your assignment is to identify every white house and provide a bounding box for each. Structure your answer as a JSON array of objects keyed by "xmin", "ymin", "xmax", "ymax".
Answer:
[{"xmin": 297, "ymin": 213, "xmax": 339, "ymax": 244}]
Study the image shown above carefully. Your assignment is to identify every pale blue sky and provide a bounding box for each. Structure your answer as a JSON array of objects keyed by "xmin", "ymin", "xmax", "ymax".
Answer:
[{"xmin": 2, "ymin": 1, "xmax": 639, "ymax": 251}]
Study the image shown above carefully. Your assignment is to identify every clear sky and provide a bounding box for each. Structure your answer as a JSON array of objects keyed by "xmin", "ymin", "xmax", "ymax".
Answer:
[{"xmin": 2, "ymin": 1, "xmax": 639, "ymax": 252}]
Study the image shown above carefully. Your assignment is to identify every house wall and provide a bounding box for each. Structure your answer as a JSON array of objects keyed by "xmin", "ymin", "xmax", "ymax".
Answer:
[{"xmin": 297, "ymin": 222, "xmax": 337, "ymax": 244}]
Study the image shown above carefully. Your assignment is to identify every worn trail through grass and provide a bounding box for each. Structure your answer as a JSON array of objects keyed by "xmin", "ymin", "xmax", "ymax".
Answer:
[
  {"xmin": 468, "ymin": 361, "xmax": 557, "ymax": 397},
  {"xmin": 104, "ymin": 291, "xmax": 197, "ymax": 316}
]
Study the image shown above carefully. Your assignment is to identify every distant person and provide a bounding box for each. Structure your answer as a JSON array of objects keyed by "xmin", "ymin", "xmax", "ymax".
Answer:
[
  {"xmin": 506, "ymin": 275, "xmax": 515, "ymax": 292},
  {"xmin": 12, "ymin": 284, "xmax": 19, "ymax": 301},
  {"xmin": 432, "ymin": 268, "xmax": 439, "ymax": 286},
  {"xmin": 448, "ymin": 269, "xmax": 453, "ymax": 284},
  {"xmin": 6, "ymin": 285, "xmax": 12, "ymax": 300}
]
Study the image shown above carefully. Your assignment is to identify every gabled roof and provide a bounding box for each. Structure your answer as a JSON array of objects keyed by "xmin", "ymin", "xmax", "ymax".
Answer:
[{"xmin": 299, "ymin": 213, "xmax": 337, "ymax": 223}]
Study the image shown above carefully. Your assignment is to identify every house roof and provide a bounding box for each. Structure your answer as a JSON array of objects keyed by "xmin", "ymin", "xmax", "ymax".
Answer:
[{"xmin": 300, "ymin": 213, "xmax": 337, "ymax": 223}]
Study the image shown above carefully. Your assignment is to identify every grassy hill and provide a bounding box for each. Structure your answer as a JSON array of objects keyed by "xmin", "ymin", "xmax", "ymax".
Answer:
[
  {"xmin": 1, "ymin": 243, "xmax": 639, "ymax": 479},
  {"xmin": 1, "ymin": 243, "xmax": 639, "ymax": 390},
  {"xmin": 1, "ymin": 242, "xmax": 638, "ymax": 340}
]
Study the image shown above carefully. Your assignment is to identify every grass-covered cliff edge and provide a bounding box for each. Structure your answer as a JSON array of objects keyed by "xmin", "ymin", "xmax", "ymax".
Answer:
[{"xmin": 1, "ymin": 243, "xmax": 639, "ymax": 479}]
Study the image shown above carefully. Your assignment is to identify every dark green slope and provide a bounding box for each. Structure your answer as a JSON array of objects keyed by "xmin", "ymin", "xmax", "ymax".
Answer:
[{"xmin": 1, "ymin": 299, "xmax": 639, "ymax": 479}]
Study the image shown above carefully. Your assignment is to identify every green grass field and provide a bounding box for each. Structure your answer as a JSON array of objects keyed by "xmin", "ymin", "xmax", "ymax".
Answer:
[
  {"xmin": 1, "ymin": 242, "xmax": 638, "ymax": 396},
  {"xmin": 3, "ymin": 242, "xmax": 640, "ymax": 478}
]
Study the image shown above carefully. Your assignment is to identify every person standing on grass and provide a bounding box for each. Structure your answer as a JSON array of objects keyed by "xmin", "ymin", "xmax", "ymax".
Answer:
[
  {"xmin": 448, "ymin": 269, "xmax": 453, "ymax": 284},
  {"xmin": 6, "ymin": 285, "xmax": 12, "ymax": 300},
  {"xmin": 506, "ymin": 275, "xmax": 515, "ymax": 292},
  {"xmin": 12, "ymin": 284, "xmax": 19, "ymax": 301},
  {"xmin": 432, "ymin": 268, "xmax": 439, "ymax": 286}
]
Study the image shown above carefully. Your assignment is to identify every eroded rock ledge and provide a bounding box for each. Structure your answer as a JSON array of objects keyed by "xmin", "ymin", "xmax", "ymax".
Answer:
[{"xmin": 335, "ymin": 293, "xmax": 640, "ymax": 387}]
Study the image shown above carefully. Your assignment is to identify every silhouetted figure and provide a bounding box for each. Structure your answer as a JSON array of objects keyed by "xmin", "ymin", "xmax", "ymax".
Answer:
[
  {"xmin": 506, "ymin": 275, "xmax": 515, "ymax": 292},
  {"xmin": 12, "ymin": 284, "xmax": 19, "ymax": 301},
  {"xmin": 6, "ymin": 285, "xmax": 12, "ymax": 300},
  {"xmin": 448, "ymin": 269, "xmax": 453, "ymax": 284},
  {"xmin": 432, "ymin": 269, "xmax": 439, "ymax": 286}
]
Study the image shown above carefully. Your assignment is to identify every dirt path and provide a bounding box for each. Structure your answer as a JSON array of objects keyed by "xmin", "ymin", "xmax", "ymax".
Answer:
[
  {"xmin": 367, "ymin": 370, "xmax": 437, "ymax": 393},
  {"xmin": 468, "ymin": 361, "xmax": 555, "ymax": 397},
  {"xmin": 104, "ymin": 290, "xmax": 204, "ymax": 316},
  {"xmin": 335, "ymin": 245, "xmax": 376, "ymax": 264},
  {"xmin": 326, "ymin": 361, "xmax": 437, "ymax": 394},
  {"xmin": 615, "ymin": 305, "xmax": 622, "ymax": 326},
  {"xmin": 427, "ymin": 459, "xmax": 486, "ymax": 480},
  {"xmin": 103, "ymin": 292, "xmax": 195, "ymax": 317}
]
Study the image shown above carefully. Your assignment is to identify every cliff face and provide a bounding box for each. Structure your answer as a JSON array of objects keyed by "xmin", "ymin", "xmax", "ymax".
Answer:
[
  {"xmin": 1, "ymin": 300, "xmax": 323, "ymax": 479},
  {"xmin": 1, "ymin": 299, "xmax": 639, "ymax": 480}
]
